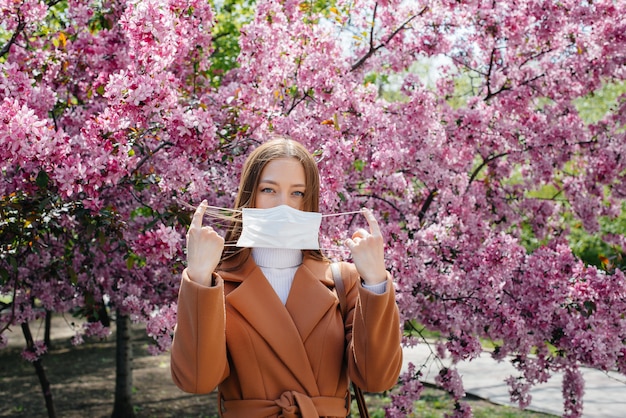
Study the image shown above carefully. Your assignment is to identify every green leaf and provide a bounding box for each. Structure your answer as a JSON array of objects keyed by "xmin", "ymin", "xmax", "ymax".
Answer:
[
  {"xmin": 583, "ymin": 300, "xmax": 597, "ymax": 318},
  {"xmin": 68, "ymin": 267, "xmax": 78, "ymax": 285},
  {"xmin": 35, "ymin": 170, "xmax": 49, "ymax": 189},
  {"xmin": 0, "ymin": 267, "xmax": 9, "ymax": 283}
]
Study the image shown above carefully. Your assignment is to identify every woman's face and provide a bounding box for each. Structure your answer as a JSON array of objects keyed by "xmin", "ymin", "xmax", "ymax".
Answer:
[{"xmin": 254, "ymin": 158, "xmax": 306, "ymax": 210}]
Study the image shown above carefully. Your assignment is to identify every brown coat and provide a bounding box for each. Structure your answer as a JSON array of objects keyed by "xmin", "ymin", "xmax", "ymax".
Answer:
[{"xmin": 170, "ymin": 253, "xmax": 402, "ymax": 418}]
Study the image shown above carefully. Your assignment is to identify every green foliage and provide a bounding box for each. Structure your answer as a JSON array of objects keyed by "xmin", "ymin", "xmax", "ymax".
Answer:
[
  {"xmin": 0, "ymin": 177, "xmax": 64, "ymax": 269},
  {"xmin": 567, "ymin": 207, "xmax": 626, "ymax": 271},
  {"xmin": 518, "ymin": 220, "xmax": 548, "ymax": 253},
  {"xmin": 301, "ymin": 0, "xmax": 338, "ymax": 15},
  {"xmin": 353, "ymin": 159, "xmax": 366, "ymax": 172},
  {"xmin": 574, "ymin": 80, "xmax": 626, "ymax": 125},
  {"xmin": 404, "ymin": 319, "xmax": 442, "ymax": 340},
  {"xmin": 208, "ymin": 0, "xmax": 256, "ymax": 87}
]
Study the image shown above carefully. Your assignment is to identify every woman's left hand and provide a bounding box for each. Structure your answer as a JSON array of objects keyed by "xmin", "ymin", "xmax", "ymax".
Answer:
[{"xmin": 344, "ymin": 208, "xmax": 388, "ymax": 285}]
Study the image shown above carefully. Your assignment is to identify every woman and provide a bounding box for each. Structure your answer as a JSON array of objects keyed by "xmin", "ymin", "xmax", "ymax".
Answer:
[{"xmin": 171, "ymin": 137, "xmax": 402, "ymax": 417}]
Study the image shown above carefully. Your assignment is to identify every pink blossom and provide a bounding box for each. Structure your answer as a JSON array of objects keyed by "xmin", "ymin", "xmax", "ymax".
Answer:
[
  {"xmin": 80, "ymin": 322, "xmax": 112, "ymax": 340},
  {"xmin": 21, "ymin": 340, "xmax": 47, "ymax": 363},
  {"xmin": 386, "ymin": 363, "xmax": 423, "ymax": 417},
  {"xmin": 562, "ymin": 367, "xmax": 585, "ymax": 417},
  {"xmin": 436, "ymin": 368, "xmax": 465, "ymax": 401}
]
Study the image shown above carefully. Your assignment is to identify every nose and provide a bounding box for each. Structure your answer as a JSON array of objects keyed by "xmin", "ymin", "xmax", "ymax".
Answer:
[{"xmin": 277, "ymin": 192, "xmax": 289, "ymax": 206}]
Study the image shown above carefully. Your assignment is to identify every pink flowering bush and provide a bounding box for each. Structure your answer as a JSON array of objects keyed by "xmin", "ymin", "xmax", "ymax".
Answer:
[
  {"xmin": 1, "ymin": 0, "xmax": 625, "ymax": 416},
  {"xmin": 387, "ymin": 362, "xmax": 424, "ymax": 416}
]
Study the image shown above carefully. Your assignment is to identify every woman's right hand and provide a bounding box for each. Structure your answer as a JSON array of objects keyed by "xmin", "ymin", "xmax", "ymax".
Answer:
[{"xmin": 186, "ymin": 200, "xmax": 225, "ymax": 286}]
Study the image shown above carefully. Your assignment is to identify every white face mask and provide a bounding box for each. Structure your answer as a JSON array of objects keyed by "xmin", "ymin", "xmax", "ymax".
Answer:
[{"xmin": 236, "ymin": 205, "xmax": 323, "ymax": 249}]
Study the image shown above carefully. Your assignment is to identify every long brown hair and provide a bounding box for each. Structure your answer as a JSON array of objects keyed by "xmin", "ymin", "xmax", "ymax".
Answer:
[{"xmin": 221, "ymin": 136, "xmax": 326, "ymax": 267}]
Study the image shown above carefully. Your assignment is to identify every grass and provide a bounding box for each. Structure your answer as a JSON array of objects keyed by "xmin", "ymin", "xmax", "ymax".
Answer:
[
  {"xmin": 356, "ymin": 385, "xmax": 555, "ymax": 418},
  {"xmin": 2, "ymin": 315, "xmax": 558, "ymax": 418}
]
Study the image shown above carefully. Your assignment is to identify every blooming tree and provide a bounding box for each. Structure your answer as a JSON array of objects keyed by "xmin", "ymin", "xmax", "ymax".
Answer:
[
  {"xmin": 1, "ymin": 0, "xmax": 625, "ymax": 417},
  {"xmin": 1, "ymin": 0, "xmax": 219, "ymax": 415}
]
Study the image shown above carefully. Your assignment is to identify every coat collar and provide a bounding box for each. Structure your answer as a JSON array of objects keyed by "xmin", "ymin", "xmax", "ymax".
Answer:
[{"xmin": 219, "ymin": 253, "xmax": 337, "ymax": 394}]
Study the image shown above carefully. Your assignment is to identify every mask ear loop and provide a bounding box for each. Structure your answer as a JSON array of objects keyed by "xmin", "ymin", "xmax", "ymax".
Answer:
[
  {"xmin": 176, "ymin": 199, "xmax": 243, "ymax": 246},
  {"xmin": 175, "ymin": 199, "xmax": 242, "ymax": 217},
  {"xmin": 318, "ymin": 246, "xmax": 352, "ymax": 253},
  {"xmin": 321, "ymin": 210, "xmax": 364, "ymax": 218},
  {"xmin": 318, "ymin": 209, "xmax": 365, "ymax": 252}
]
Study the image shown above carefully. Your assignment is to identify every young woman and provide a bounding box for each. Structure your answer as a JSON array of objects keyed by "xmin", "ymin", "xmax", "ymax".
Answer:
[{"xmin": 171, "ymin": 137, "xmax": 402, "ymax": 417}]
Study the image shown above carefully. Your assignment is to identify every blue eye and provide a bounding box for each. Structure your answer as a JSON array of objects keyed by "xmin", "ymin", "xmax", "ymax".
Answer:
[
  {"xmin": 293, "ymin": 191, "xmax": 305, "ymax": 197},
  {"xmin": 260, "ymin": 188, "xmax": 274, "ymax": 193}
]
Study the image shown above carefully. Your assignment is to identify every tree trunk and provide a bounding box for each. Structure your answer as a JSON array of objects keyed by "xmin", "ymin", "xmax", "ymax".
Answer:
[
  {"xmin": 22, "ymin": 322, "xmax": 56, "ymax": 418},
  {"xmin": 44, "ymin": 310, "xmax": 52, "ymax": 348},
  {"xmin": 111, "ymin": 312, "xmax": 135, "ymax": 418}
]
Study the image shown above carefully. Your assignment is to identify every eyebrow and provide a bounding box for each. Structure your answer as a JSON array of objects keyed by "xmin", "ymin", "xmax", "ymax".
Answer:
[{"xmin": 259, "ymin": 179, "xmax": 306, "ymax": 188}]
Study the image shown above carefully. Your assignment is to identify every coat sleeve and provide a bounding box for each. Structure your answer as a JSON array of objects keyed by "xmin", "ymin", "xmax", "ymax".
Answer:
[
  {"xmin": 170, "ymin": 269, "xmax": 229, "ymax": 394},
  {"xmin": 341, "ymin": 263, "xmax": 403, "ymax": 392}
]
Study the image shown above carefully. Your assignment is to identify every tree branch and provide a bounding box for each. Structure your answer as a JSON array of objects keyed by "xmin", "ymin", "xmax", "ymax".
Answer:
[
  {"xmin": 467, "ymin": 152, "xmax": 509, "ymax": 187},
  {"xmin": 355, "ymin": 193, "xmax": 406, "ymax": 221},
  {"xmin": 285, "ymin": 90, "xmax": 312, "ymax": 116},
  {"xmin": 485, "ymin": 47, "xmax": 496, "ymax": 99},
  {"xmin": 369, "ymin": 2, "xmax": 378, "ymax": 51},
  {"xmin": 285, "ymin": 52, "xmax": 310, "ymax": 116},
  {"xmin": 350, "ymin": 6, "xmax": 426, "ymax": 72},
  {"xmin": 131, "ymin": 140, "xmax": 174, "ymax": 175},
  {"xmin": 418, "ymin": 188, "xmax": 438, "ymax": 223},
  {"xmin": 0, "ymin": 13, "xmax": 26, "ymax": 58}
]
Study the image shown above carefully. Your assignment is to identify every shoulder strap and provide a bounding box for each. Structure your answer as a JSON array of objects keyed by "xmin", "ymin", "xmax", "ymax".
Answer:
[
  {"xmin": 330, "ymin": 262, "xmax": 370, "ymax": 418},
  {"xmin": 331, "ymin": 262, "xmax": 347, "ymax": 318}
]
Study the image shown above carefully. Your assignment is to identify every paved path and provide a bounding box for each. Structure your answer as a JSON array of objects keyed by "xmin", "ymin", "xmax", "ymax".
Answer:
[{"xmin": 403, "ymin": 344, "xmax": 626, "ymax": 417}]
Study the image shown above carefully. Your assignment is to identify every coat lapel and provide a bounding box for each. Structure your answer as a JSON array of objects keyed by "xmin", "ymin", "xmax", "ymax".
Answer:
[
  {"xmin": 223, "ymin": 255, "xmax": 333, "ymax": 393},
  {"xmin": 286, "ymin": 257, "xmax": 337, "ymax": 343}
]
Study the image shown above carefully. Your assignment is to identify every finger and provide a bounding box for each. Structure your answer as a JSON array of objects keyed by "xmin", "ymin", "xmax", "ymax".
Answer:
[
  {"xmin": 190, "ymin": 200, "xmax": 208, "ymax": 228},
  {"xmin": 344, "ymin": 238, "xmax": 356, "ymax": 250},
  {"xmin": 361, "ymin": 208, "xmax": 382, "ymax": 237},
  {"xmin": 352, "ymin": 228, "xmax": 369, "ymax": 240}
]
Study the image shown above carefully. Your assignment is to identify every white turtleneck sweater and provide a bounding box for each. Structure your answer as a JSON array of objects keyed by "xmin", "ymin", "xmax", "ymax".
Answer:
[
  {"xmin": 251, "ymin": 248, "xmax": 387, "ymax": 305},
  {"xmin": 252, "ymin": 247, "xmax": 303, "ymax": 305}
]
